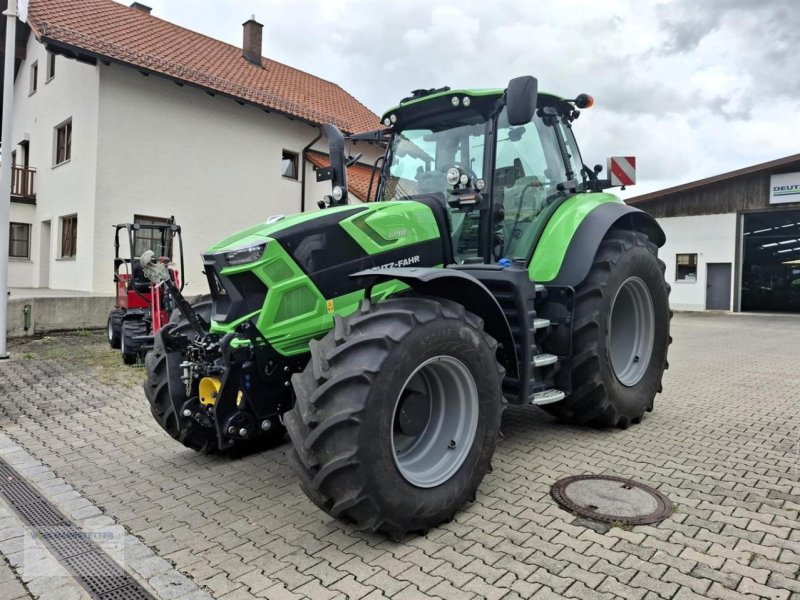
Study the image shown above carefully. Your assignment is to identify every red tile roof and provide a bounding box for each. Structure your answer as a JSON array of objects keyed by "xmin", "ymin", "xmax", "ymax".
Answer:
[
  {"xmin": 27, "ymin": 0, "xmax": 380, "ymax": 133},
  {"xmin": 306, "ymin": 150, "xmax": 377, "ymax": 202}
]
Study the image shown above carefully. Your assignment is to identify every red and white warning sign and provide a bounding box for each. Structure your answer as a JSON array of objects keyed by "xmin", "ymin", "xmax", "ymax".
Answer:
[{"xmin": 608, "ymin": 156, "xmax": 636, "ymax": 187}]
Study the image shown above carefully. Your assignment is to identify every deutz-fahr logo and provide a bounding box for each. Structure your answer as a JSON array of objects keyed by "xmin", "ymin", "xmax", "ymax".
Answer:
[{"xmin": 375, "ymin": 255, "xmax": 421, "ymax": 269}]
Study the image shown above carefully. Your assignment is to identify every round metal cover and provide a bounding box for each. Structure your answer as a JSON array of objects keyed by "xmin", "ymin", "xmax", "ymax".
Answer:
[{"xmin": 551, "ymin": 475, "xmax": 672, "ymax": 525}]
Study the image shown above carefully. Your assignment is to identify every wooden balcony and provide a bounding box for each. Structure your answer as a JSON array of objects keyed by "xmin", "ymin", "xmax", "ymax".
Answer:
[{"xmin": 11, "ymin": 165, "xmax": 35, "ymax": 201}]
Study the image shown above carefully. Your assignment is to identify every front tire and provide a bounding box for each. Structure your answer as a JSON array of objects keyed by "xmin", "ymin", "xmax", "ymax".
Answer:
[
  {"xmin": 121, "ymin": 318, "xmax": 148, "ymax": 365},
  {"xmin": 144, "ymin": 297, "xmax": 286, "ymax": 454},
  {"xmin": 541, "ymin": 229, "xmax": 671, "ymax": 428},
  {"xmin": 107, "ymin": 309, "xmax": 124, "ymax": 349},
  {"xmin": 285, "ymin": 297, "xmax": 504, "ymax": 538}
]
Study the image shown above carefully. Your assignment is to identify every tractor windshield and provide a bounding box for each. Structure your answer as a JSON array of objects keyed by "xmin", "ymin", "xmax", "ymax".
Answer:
[
  {"xmin": 381, "ymin": 103, "xmax": 572, "ymax": 264},
  {"xmin": 382, "ymin": 120, "xmax": 486, "ymax": 202}
]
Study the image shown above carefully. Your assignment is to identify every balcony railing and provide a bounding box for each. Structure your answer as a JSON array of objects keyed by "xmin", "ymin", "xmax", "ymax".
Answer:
[{"xmin": 11, "ymin": 165, "xmax": 36, "ymax": 200}]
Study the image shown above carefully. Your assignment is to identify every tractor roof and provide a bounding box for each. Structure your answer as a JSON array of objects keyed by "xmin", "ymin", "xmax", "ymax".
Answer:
[{"xmin": 380, "ymin": 88, "xmax": 564, "ymax": 129}]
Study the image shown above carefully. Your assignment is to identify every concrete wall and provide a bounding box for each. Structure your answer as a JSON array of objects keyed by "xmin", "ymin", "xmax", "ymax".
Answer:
[
  {"xmin": 656, "ymin": 213, "xmax": 737, "ymax": 311},
  {"xmin": 8, "ymin": 35, "xmax": 100, "ymax": 291},
  {"xmin": 6, "ymin": 295, "xmax": 115, "ymax": 337}
]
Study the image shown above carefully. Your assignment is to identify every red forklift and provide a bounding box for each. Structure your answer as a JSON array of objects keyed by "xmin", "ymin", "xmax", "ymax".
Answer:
[{"xmin": 107, "ymin": 218, "xmax": 185, "ymax": 364}]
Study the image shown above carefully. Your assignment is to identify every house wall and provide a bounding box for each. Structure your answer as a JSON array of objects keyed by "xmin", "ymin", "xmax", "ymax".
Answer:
[
  {"xmin": 656, "ymin": 213, "xmax": 737, "ymax": 311},
  {"xmin": 8, "ymin": 35, "xmax": 100, "ymax": 291},
  {"xmin": 93, "ymin": 63, "xmax": 380, "ymax": 295}
]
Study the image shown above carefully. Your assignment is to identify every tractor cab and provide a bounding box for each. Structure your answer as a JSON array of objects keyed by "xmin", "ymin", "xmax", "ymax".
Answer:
[
  {"xmin": 371, "ymin": 78, "xmax": 598, "ymax": 267},
  {"xmin": 108, "ymin": 219, "xmax": 185, "ymax": 364}
]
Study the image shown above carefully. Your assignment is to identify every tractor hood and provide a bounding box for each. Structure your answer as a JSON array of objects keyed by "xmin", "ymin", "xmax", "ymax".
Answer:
[{"xmin": 205, "ymin": 205, "xmax": 364, "ymax": 255}]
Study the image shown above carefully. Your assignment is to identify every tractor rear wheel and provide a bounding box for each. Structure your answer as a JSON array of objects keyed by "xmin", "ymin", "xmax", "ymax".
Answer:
[
  {"xmin": 121, "ymin": 318, "xmax": 148, "ymax": 365},
  {"xmin": 285, "ymin": 297, "xmax": 505, "ymax": 538},
  {"xmin": 542, "ymin": 229, "xmax": 671, "ymax": 428},
  {"xmin": 107, "ymin": 309, "xmax": 124, "ymax": 349}
]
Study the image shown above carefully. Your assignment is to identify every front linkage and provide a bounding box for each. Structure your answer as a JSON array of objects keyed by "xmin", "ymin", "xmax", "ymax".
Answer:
[{"xmin": 143, "ymin": 253, "xmax": 300, "ymax": 452}]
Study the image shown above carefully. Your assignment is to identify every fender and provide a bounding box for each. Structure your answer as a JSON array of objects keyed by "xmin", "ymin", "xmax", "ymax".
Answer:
[
  {"xmin": 532, "ymin": 198, "xmax": 665, "ymax": 287},
  {"xmin": 350, "ymin": 267, "xmax": 518, "ymax": 377}
]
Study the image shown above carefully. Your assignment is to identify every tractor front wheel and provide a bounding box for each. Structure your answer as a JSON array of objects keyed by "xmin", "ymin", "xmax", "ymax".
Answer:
[
  {"xmin": 285, "ymin": 297, "xmax": 505, "ymax": 538},
  {"xmin": 542, "ymin": 229, "xmax": 671, "ymax": 428}
]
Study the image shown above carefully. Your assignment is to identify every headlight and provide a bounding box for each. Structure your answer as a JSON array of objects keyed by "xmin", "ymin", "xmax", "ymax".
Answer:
[
  {"xmin": 446, "ymin": 167, "xmax": 461, "ymax": 186},
  {"xmin": 223, "ymin": 242, "xmax": 267, "ymax": 266},
  {"xmin": 332, "ymin": 185, "xmax": 344, "ymax": 201}
]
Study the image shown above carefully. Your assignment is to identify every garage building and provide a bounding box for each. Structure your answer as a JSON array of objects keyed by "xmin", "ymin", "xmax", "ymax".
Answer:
[{"xmin": 627, "ymin": 154, "xmax": 800, "ymax": 313}]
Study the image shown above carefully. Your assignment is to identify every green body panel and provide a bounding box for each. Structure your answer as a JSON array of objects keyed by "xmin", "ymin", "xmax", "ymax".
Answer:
[
  {"xmin": 529, "ymin": 192, "xmax": 623, "ymax": 283},
  {"xmin": 339, "ymin": 201, "xmax": 440, "ymax": 255},
  {"xmin": 208, "ymin": 201, "xmax": 443, "ymax": 355}
]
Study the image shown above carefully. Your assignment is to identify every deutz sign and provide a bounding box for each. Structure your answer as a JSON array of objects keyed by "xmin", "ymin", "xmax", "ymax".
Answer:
[{"xmin": 770, "ymin": 172, "xmax": 800, "ymax": 205}]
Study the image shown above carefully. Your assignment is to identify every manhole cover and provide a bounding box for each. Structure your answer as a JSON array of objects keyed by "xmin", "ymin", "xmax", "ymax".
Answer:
[{"xmin": 551, "ymin": 475, "xmax": 672, "ymax": 525}]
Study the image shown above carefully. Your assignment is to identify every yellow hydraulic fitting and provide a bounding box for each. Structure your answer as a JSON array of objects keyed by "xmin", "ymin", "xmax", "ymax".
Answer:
[{"xmin": 199, "ymin": 377, "xmax": 221, "ymax": 405}]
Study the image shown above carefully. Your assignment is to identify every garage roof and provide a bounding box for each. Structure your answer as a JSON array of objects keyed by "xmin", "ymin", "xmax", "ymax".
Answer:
[{"xmin": 628, "ymin": 153, "xmax": 800, "ymax": 206}]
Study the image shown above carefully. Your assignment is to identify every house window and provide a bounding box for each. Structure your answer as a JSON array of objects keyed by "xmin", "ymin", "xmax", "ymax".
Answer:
[
  {"xmin": 133, "ymin": 215, "xmax": 173, "ymax": 258},
  {"xmin": 60, "ymin": 215, "xmax": 77, "ymax": 258},
  {"xmin": 46, "ymin": 52, "xmax": 55, "ymax": 81},
  {"xmin": 676, "ymin": 253, "xmax": 698, "ymax": 282},
  {"xmin": 9, "ymin": 223, "xmax": 31, "ymax": 259},
  {"xmin": 30, "ymin": 61, "xmax": 38, "ymax": 94},
  {"xmin": 55, "ymin": 120, "xmax": 72, "ymax": 165},
  {"xmin": 281, "ymin": 150, "xmax": 298, "ymax": 180}
]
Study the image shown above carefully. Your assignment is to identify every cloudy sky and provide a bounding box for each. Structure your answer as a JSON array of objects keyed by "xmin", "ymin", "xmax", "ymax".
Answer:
[{"xmin": 145, "ymin": 0, "xmax": 799, "ymax": 198}]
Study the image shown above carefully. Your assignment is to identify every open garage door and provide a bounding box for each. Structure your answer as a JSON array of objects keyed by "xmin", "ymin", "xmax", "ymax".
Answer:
[{"xmin": 742, "ymin": 209, "xmax": 800, "ymax": 313}]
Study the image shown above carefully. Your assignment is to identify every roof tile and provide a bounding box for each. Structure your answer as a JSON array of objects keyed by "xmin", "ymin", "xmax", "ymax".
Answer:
[{"xmin": 28, "ymin": 0, "xmax": 380, "ymax": 133}]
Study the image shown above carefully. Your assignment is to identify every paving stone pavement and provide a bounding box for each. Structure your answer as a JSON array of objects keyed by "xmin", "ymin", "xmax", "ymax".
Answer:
[{"xmin": 0, "ymin": 312, "xmax": 798, "ymax": 600}]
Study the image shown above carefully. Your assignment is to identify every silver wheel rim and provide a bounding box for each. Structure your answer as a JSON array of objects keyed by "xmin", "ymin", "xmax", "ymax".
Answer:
[
  {"xmin": 120, "ymin": 329, "xmax": 126, "ymax": 354},
  {"xmin": 391, "ymin": 355, "xmax": 479, "ymax": 488},
  {"xmin": 609, "ymin": 276, "xmax": 655, "ymax": 387},
  {"xmin": 108, "ymin": 318, "xmax": 114, "ymax": 343}
]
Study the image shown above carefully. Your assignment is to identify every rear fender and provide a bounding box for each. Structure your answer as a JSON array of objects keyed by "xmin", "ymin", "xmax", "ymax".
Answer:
[
  {"xmin": 539, "ymin": 201, "xmax": 665, "ymax": 287},
  {"xmin": 350, "ymin": 267, "xmax": 518, "ymax": 378}
]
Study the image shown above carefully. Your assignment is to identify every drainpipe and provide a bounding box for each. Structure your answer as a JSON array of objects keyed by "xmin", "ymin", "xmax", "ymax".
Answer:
[{"xmin": 300, "ymin": 126, "xmax": 323, "ymax": 212}]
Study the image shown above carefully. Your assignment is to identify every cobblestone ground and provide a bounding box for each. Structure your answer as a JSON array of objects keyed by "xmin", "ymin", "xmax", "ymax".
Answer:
[{"xmin": 0, "ymin": 313, "xmax": 799, "ymax": 600}]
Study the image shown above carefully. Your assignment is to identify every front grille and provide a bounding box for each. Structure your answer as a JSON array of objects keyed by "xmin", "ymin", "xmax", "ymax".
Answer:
[{"xmin": 204, "ymin": 255, "xmax": 268, "ymax": 323}]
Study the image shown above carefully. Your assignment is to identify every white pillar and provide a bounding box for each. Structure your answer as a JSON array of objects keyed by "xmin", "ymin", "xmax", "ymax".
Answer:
[{"xmin": 0, "ymin": 1, "xmax": 18, "ymax": 358}]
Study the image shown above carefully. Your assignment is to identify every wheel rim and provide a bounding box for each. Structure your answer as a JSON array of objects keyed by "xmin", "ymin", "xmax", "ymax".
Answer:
[
  {"xmin": 609, "ymin": 276, "xmax": 655, "ymax": 387},
  {"xmin": 391, "ymin": 355, "xmax": 479, "ymax": 488},
  {"xmin": 108, "ymin": 318, "xmax": 115, "ymax": 343}
]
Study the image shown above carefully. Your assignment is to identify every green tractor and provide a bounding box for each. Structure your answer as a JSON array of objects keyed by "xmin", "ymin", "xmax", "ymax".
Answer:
[{"xmin": 143, "ymin": 76, "xmax": 671, "ymax": 537}]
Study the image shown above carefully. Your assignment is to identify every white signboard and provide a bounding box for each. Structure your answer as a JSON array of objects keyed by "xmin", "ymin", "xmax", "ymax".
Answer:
[{"xmin": 770, "ymin": 172, "xmax": 800, "ymax": 205}]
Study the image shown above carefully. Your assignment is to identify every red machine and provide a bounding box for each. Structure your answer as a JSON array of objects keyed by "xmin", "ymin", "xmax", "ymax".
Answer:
[{"xmin": 107, "ymin": 219, "xmax": 185, "ymax": 364}]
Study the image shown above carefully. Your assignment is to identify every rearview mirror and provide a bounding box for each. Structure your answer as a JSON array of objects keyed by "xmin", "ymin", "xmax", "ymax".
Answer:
[{"xmin": 506, "ymin": 76, "xmax": 538, "ymax": 126}]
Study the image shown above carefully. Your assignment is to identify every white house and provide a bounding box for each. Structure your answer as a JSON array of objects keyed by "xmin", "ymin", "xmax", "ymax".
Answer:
[{"xmin": 5, "ymin": 0, "xmax": 381, "ymax": 296}]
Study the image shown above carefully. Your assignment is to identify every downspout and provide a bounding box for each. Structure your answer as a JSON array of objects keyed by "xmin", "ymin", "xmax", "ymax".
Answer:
[{"xmin": 300, "ymin": 126, "xmax": 323, "ymax": 212}]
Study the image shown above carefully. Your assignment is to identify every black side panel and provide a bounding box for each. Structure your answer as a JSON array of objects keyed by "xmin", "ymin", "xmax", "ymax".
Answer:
[
  {"xmin": 272, "ymin": 207, "xmax": 446, "ymax": 299},
  {"xmin": 550, "ymin": 203, "xmax": 666, "ymax": 287},
  {"xmin": 351, "ymin": 267, "xmax": 518, "ymax": 378},
  {"xmin": 270, "ymin": 208, "xmax": 368, "ymax": 275}
]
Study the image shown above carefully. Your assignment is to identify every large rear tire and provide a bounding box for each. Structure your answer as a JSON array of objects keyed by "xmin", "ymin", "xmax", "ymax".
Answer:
[
  {"xmin": 541, "ymin": 229, "xmax": 671, "ymax": 428},
  {"xmin": 285, "ymin": 297, "xmax": 505, "ymax": 538}
]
